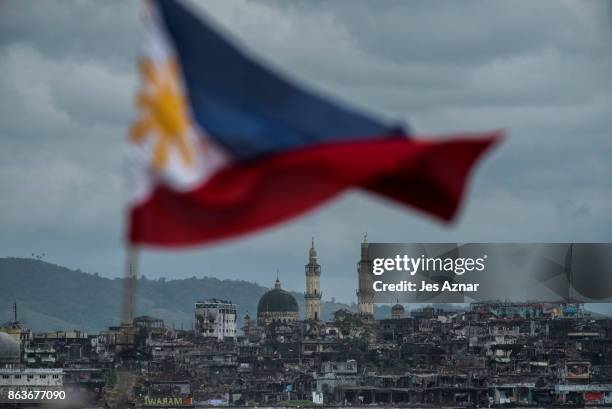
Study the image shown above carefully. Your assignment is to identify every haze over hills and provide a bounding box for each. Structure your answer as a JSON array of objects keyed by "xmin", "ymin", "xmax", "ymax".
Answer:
[
  {"xmin": 2, "ymin": 258, "xmax": 610, "ymax": 332},
  {"xmin": 0, "ymin": 257, "xmax": 393, "ymax": 332}
]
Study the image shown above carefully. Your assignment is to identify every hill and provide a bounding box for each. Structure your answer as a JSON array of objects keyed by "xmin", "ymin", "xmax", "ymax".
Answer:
[{"xmin": 0, "ymin": 257, "xmax": 391, "ymax": 331}]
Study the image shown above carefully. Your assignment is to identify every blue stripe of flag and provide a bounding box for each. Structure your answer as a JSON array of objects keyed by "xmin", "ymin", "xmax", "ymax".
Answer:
[{"xmin": 156, "ymin": 0, "xmax": 408, "ymax": 161}]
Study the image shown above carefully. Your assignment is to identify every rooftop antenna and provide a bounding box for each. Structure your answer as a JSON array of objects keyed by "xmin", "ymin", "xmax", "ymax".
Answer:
[
  {"xmin": 13, "ymin": 302, "xmax": 17, "ymax": 323},
  {"xmin": 363, "ymin": 232, "xmax": 368, "ymax": 243}
]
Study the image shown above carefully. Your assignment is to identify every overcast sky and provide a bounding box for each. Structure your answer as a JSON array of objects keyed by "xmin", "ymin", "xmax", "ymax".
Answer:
[{"xmin": 0, "ymin": 0, "xmax": 611, "ymax": 304}]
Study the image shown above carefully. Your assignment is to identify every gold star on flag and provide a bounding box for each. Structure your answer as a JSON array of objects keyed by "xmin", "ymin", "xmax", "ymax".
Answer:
[{"xmin": 130, "ymin": 58, "xmax": 194, "ymax": 170}]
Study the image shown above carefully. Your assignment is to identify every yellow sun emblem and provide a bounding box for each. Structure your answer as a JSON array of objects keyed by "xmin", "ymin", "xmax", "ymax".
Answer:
[{"xmin": 130, "ymin": 58, "xmax": 195, "ymax": 170}]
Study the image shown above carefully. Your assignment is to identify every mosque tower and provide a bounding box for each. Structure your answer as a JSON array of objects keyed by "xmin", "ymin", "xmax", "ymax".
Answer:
[
  {"xmin": 392, "ymin": 299, "xmax": 405, "ymax": 319},
  {"xmin": 304, "ymin": 238, "xmax": 322, "ymax": 321},
  {"xmin": 357, "ymin": 234, "xmax": 374, "ymax": 316}
]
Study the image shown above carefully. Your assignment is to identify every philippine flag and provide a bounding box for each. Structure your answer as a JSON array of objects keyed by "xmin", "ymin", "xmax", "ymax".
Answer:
[{"xmin": 127, "ymin": 0, "xmax": 501, "ymax": 247}]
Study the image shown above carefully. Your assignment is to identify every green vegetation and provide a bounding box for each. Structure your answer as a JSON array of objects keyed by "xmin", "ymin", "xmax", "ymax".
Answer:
[{"xmin": 0, "ymin": 257, "xmax": 387, "ymax": 331}]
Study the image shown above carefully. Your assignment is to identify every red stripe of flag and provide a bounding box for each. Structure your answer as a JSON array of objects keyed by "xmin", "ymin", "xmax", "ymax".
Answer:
[{"xmin": 129, "ymin": 132, "xmax": 500, "ymax": 247}]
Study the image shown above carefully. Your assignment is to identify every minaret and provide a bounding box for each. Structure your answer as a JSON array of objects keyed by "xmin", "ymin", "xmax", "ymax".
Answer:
[
  {"xmin": 357, "ymin": 234, "xmax": 374, "ymax": 316},
  {"xmin": 305, "ymin": 238, "xmax": 322, "ymax": 321},
  {"xmin": 391, "ymin": 299, "xmax": 405, "ymax": 319}
]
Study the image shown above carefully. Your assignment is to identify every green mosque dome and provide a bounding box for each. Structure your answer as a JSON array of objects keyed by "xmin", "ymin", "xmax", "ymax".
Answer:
[{"xmin": 257, "ymin": 277, "xmax": 298, "ymax": 314}]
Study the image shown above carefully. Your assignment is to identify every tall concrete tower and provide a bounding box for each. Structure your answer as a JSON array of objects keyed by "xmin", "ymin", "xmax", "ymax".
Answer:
[
  {"xmin": 357, "ymin": 234, "xmax": 374, "ymax": 316},
  {"xmin": 304, "ymin": 238, "xmax": 322, "ymax": 321}
]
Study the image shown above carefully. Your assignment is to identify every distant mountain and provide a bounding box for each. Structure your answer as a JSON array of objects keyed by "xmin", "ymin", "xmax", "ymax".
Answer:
[{"xmin": 0, "ymin": 258, "xmax": 392, "ymax": 332}]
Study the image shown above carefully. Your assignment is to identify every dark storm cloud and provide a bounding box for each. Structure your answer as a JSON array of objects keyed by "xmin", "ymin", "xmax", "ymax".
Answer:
[
  {"xmin": 265, "ymin": 0, "xmax": 611, "ymax": 65},
  {"xmin": 0, "ymin": 0, "xmax": 610, "ymax": 303},
  {"xmin": 0, "ymin": 1, "xmax": 141, "ymax": 68}
]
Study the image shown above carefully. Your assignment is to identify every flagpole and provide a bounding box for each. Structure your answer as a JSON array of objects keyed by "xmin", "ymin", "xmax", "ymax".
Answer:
[
  {"xmin": 110, "ymin": 245, "xmax": 139, "ymax": 406},
  {"xmin": 121, "ymin": 244, "xmax": 139, "ymax": 326}
]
